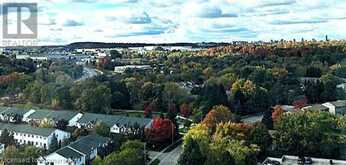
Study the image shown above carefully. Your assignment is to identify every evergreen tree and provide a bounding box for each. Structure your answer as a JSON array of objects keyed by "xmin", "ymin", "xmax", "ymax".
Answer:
[
  {"xmin": 0, "ymin": 129, "xmax": 15, "ymax": 147},
  {"xmin": 178, "ymin": 138, "xmax": 205, "ymax": 165}
]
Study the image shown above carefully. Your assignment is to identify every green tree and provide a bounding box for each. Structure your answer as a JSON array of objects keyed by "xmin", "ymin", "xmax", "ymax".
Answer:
[
  {"xmin": 95, "ymin": 122, "xmax": 110, "ymax": 137},
  {"xmin": 247, "ymin": 123, "xmax": 272, "ymax": 158},
  {"xmin": 178, "ymin": 138, "xmax": 206, "ymax": 165},
  {"xmin": 274, "ymin": 111, "xmax": 339, "ymax": 158},
  {"xmin": 0, "ymin": 129, "xmax": 15, "ymax": 147},
  {"xmin": 74, "ymin": 84, "xmax": 111, "ymax": 113}
]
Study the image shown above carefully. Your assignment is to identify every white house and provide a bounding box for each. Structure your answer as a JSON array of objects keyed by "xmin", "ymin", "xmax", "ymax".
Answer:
[
  {"xmin": 38, "ymin": 148, "xmax": 85, "ymax": 165},
  {"xmin": 0, "ymin": 123, "xmax": 70, "ymax": 150},
  {"xmin": 0, "ymin": 107, "xmax": 33, "ymax": 123},
  {"xmin": 322, "ymin": 100, "xmax": 346, "ymax": 115},
  {"xmin": 38, "ymin": 135, "xmax": 111, "ymax": 165}
]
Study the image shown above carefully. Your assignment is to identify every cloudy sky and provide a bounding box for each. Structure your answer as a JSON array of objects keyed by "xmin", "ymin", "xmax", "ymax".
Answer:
[{"xmin": 2, "ymin": 0, "xmax": 346, "ymax": 45}]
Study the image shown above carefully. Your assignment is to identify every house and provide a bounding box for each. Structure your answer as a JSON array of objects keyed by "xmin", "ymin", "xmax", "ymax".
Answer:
[
  {"xmin": 75, "ymin": 113, "xmax": 122, "ymax": 129},
  {"xmin": 323, "ymin": 100, "xmax": 346, "ymax": 115},
  {"xmin": 0, "ymin": 123, "xmax": 70, "ymax": 150},
  {"xmin": 38, "ymin": 135, "xmax": 111, "ymax": 165},
  {"xmin": 25, "ymin": 109, "xmax": 83, "ymax": 127},
  {"xmin": 114, "ymin": 65, "xmax": 152, "ymax": 73},
  {"xmin": 337, "ymin": 83, "xmax": 346, "ymax": 92},
  {"xmin": 111, "ymin": 116, "xmax": 152, "ymax": 136},
  {"xmin": 0, "ymin": 143, "xmax": 4, "ymax": 154},
  {"xmin": 262, "ymin": 155, "xmax": 346, "ymax": 165},
  {"xmin": 0, "ymin": 107, "xmax": 35, "ymax": 123},
  {"xmin": 76, "ymin": 113, "xmax": 152, "ymax": 137}
]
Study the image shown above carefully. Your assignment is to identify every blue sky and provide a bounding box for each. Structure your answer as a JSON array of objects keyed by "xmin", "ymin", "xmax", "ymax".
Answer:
[{"xmin": 3, "ymin": 0, "xmax": 346, "ymax": 45}]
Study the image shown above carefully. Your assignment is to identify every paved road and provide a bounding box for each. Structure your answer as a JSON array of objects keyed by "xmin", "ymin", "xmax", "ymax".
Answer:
[{"xmin": 149, "ymin": 145, "xmax": 183, "ymax": 165}]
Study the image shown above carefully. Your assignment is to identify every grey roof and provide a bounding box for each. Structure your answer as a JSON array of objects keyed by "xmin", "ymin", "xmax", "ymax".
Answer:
[
  {"xmin": 263, "ymin": 155, "xmax": 346, "ymax": 165},
  {"xmin": 77, "ymin": 113, "xmax": 122, "ymax": 127},
  {"xmin": 330, "ymin": 100, "xmax": 346, "ymax": 108},
  {"xmin": 56, "ymin": 147, "xmax": 83, "ymax": 159},
  {"xmin": 116, "ymin": 116, "xmax": 152, "ymax": 127},
  {"xmin": 303, "ymin": 104, "xmax": 329, "ymax": 111},
  {"xmin": 28, "ymin": 109, "xmax": 79, "ymax": 121},
  {"xmin": 0, "ymin": 107, "xmax": 30, "ymax": 116},
  {"xmin": 68, "ymin": 135, "xmax": 110, "ymax": 155},
  {"xmin": 0, "ymin": 123, "xmax": 56, "ymax": 137},
  {"xmin": 77, "ymin": 113, "xmax": 151, "ymax": 127}
]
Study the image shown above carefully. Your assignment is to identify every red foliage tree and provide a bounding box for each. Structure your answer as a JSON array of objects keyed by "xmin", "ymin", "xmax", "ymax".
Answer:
[
  {"xmin": 145, "ymin": 117, "xmax": 176, "ymax": 143},
  {"xmin": 292, "ymin": 97, "xmax": 308, "ymax": 110}
]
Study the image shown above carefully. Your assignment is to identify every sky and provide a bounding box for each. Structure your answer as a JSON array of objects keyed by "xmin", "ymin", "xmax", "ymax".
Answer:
[{"xmin": 1, "ymin": 0, "xmax": 346, "ymax": 45}]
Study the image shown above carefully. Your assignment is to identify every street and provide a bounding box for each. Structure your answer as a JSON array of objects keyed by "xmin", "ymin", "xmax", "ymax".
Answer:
[{"xmin": 149, "ymin": 145, "xmax": 183, "ymax": 165}]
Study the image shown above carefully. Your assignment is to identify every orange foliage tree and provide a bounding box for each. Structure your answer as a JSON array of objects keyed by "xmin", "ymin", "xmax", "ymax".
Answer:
[
  {"xmin": 272, "ymin": 105, "xmax": 285, "ymax": 123},
  {"xmin": 202, "ymin": 105, "xmax": 235, "ymax": 131}
]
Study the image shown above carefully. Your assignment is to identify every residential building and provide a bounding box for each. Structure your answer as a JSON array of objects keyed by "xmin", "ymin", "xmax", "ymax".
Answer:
[
  {"xmin": 0, "ymin": 107, "xmax": 35, "ymax": 123},
  {"xmin": 0, "ymin": 123, "xmax": 70, "ymax": 150},
  {"xmin": 323, "ymin": 100, "xmax": 346, "ymax": 115},
  {"xmin": 38, "ymin": 135, "xmax": 111, "ymax": 165},
  {"xmin": 76, "ymin": 113, "xmax": 152, "ymax": 136},
  {"xmin": 25, "ymin": 109, "xmax": 83, "ymax": 127},
  {"xmin": 114, "ymin": 65, "xmax": 152, "ymax": 73},
  {"xmin": 262, "ymin": 155, "xmax": 346, "ymax": 165}
]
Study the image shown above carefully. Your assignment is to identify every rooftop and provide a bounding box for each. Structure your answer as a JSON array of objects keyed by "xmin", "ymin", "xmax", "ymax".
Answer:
[
  {"xmin": 263, "ymin": 155, "xmax": 346, "ymax": 165},
  {"xmin": 27, "ymin": 109, "xmax": 79, "ymax": 121},
  {"xmin": 68, "ymin": 135, "xmax": 110, "ymax": 155},
  {"xmin": 77, "ymin": 113, "xmax": 122, "ymax": 127},
  {"xmin": 77, "ymin": 113, "xmax": 151, "ymax": 127},
  {"xmin": 329, "ymin": 100, "xmax": 346, "ymax": 108},
  {"xmin": 0, "ymin": 123, "xmax": 56, "ymax": 137},
  {"xmin": 0, "ymin": 107, "xmax": 30, "ymax": 116},
  {"xmin": 302, "ymin": 104, "xmax": 329, "ymax": 112},
  {"xmin": 56, "ymin": 146, "xmax": 83, "ymax": 159}
]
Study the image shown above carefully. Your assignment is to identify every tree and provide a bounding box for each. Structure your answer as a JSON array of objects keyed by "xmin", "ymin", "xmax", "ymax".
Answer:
[
  {"xmin": 202, "ymin": 105, "xmax": 235, "ymax": 131},
  {"xmin": 180, "ymin": 103, "xmax": 191, "ymax": 118},
  {"xmin": 56, "ymin": 119, "xmax": 68, "ymax": 130},
  {"xmin": 178, "ymin": 138, "xmax": 206, "ymax": 165},
  {"xmin": 104, "ymin": 140, "xmax": 145, "ymax": 165},
  {"xmin": 200, "ymin": 79, "xmax": 228, "ymax": 115},
  {"xmin": 145, "ymin": 117, "xmax": 176, "ymax": 144},
  {"xmin": 247, "ymin": 123, "xmax": 272, "ymax": 158},
  {"xmin": 320, "ymin": 74, "xmax": 338, "ymax": 102},
  {"xmin": 272, "ymin": 105, "xmax": 284, "ymax": 123},
  {"xmin": 0, "ymin": 129, "xmax": 15, "ymax": 147},
  {"xmin": 205, "ymin": 148, "xmax": 235, "ymax": 165},
  {"xmin": 74, "ymin": 84, "xmax": 111, "ymax": 113},
  {"xmin": 261, "ymin": 110, "xmax": 273, "ymax": 129},
  {"xmin": 3, "ymin": 146, "xmax": 21, "ymax": 165},
  {"xmin": 92, "ymin": 156, "xmax": 104, "ymax": 165},
  {"xmin": 274, "ymin": 111, "xmax": 340, "ymax": 158},
  {"xmin": 95, "ymin": 122, "xmax": 110, "ymax": 137},
  {"xmin": 110, "ymin": 50, "xmax": 122, "ymax": 59}
]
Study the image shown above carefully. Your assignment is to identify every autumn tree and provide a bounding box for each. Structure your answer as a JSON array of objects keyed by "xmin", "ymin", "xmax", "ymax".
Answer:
[
  {"xmin": 202, "ymin": 105, "xmax": 235, "ymax": 131},
  {"xmin": 145, "ymin": 117, "xmax": 175, "ymax": 144},
  {"xmin": 272, "ymin": 105, "xmax": 284, "ymax": 123}
]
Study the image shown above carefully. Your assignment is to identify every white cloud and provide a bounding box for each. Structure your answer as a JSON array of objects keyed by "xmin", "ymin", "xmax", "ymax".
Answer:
[{"xmin": 6, "ymin": 0, "xmax": 344, "ymax": 45}]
